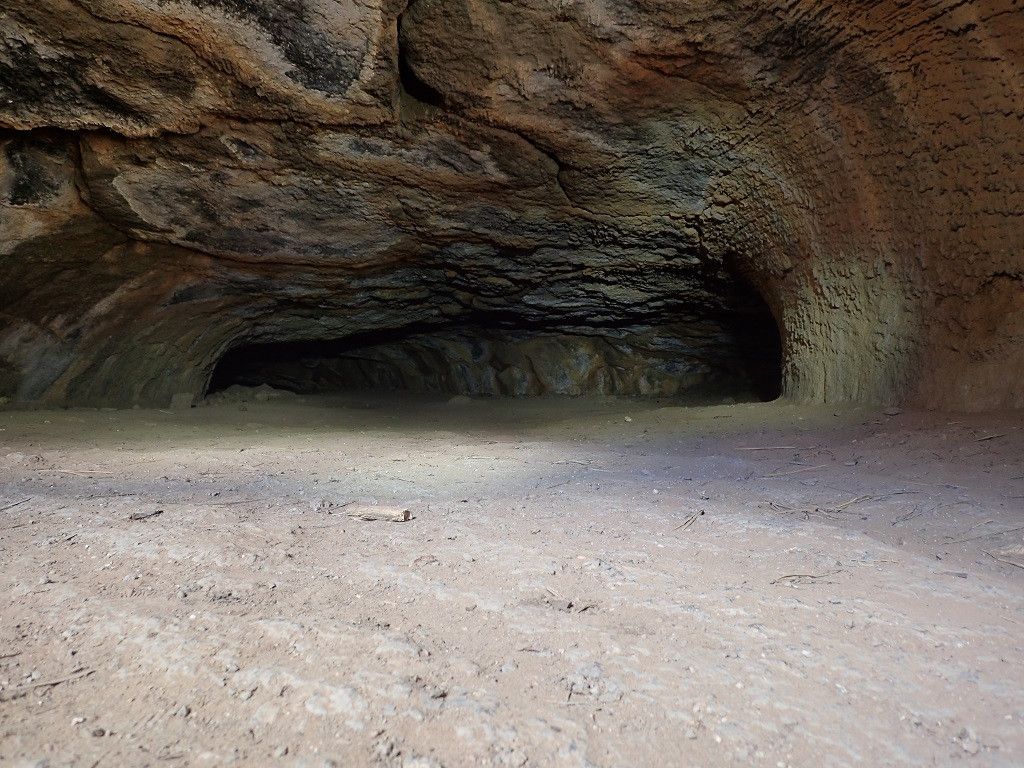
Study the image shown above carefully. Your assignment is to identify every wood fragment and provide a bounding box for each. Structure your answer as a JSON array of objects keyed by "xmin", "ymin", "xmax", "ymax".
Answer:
[
  {"xmin": 0, "ymin": 498, "xmax": 31, "ymax": 514},
  {"xmin": 891, "ymin": 509, "xmax": 922, "ymax": 526},
  {"xmin": 975, "ymin": 433, "xmax": 1007, "ymax": 442},
  {"xmin": 771, "ymin": 571, "xmax": 839, "ymax": 585},
  {"xmin": 41, "ymin": 469, "xmax": 114, "ymax": 476},
  {"xmin": 985, "ymin": 551, "xmax": 1024, "ymax": 571},
  {"xmin": 28, "ymin": 668, "xmax": 95, "ymax": 689},
  {"xmin": 345, "ymin": 504, "xmax": 411, "ymax": 522},
  {"xmin": 673, "ymin": 510, "xmax": 705, "ymax": 532},
  {"xmin": 948, "ymin": 525, "xmax": 1024, "ymax": 544},
  {"xmin": 128, "ymin": 509, "xmax": 164, "ymax": 521},
  {"xmin": 768, "ymin": 495, "xmax": 870, "ymax": 521},
  {"xmin": 947, "ymin": 519, "xmax": 996, "ymax": 539},
  {"xmin": 834, "ymin": 495, "xmax": 874, "ymax": 512},
  {"xmin": 765, "ymin": 464, "xmax": 829, "ymax": 478},
  {"xmin": 555, "ymin": 460, "xmax": 611, "ymax": 472},
  {"xmin": 737, "ymin": 446, "xmax": 799, "ymax": 451}
]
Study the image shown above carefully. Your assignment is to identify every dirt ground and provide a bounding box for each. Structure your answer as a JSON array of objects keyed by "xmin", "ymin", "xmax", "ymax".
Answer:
[{"xmin": 1, "ymin": 394, "xmax": 1022, "ymax": 767}]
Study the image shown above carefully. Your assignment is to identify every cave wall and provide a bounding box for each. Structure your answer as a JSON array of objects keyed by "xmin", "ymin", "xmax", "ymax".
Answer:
[{"xmin": 1, "ymin": 0, "xmax": 1021, "ymax": 409}]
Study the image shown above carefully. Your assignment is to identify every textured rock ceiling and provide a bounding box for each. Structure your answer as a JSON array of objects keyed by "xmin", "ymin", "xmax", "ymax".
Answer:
[{"xmin": 1, "ymin": 0, "xmax": 1022, "ymax": 408}]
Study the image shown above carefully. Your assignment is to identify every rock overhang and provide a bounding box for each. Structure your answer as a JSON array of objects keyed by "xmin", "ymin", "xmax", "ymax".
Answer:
[{"xmin": 0, "ymin": 0, "xmax": 1021, "ymax": 409}]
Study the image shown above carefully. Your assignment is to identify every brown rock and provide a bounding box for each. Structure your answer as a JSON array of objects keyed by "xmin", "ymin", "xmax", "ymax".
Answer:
[{"xmin": 0, "ymin": 0, "xmax": 1021, "ymax": 410}]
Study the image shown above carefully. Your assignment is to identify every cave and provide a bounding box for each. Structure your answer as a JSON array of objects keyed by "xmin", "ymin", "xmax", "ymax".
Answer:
[{"xmin": 1, "ymin": 1, "xmax": 1022, "ymax": 765}]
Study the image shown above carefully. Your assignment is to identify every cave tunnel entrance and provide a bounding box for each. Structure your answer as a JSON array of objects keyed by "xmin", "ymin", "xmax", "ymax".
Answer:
[{"xmin": 207, "ymin": 282, "xmax": 782, "ymax": 404}]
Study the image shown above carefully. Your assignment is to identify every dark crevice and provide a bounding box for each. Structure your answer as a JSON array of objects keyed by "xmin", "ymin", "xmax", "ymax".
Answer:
[
  {"xmin": 396, "ymin": 2, "xmax": 446, "ymax": 110},
  {"xmin": 720, "ymin": 251, "xmax": 783, "ymax": 402},
  {"xmin": 721, "ymin": 275, "xmax": 783, "ymax": 402}
]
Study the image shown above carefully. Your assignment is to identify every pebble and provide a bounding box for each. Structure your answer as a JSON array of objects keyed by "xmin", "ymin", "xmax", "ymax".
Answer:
[{"xmin": 958, "ymin": 727, "xmax": 981, "ymax": 755}]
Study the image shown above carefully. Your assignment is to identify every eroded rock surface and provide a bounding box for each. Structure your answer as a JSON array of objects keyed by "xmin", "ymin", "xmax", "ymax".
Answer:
[{"xmin": 1, "ymin": 0, "xmax": 1022, "ymax": 408}]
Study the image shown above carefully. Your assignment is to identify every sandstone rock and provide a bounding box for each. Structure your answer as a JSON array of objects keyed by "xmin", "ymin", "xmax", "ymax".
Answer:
[{"xmin": 0, "ymin": 0, "xmax": 1021, "ymax": 410}]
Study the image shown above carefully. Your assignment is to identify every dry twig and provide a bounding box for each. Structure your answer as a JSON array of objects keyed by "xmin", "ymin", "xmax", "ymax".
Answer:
[
  {"xmin": 765, "ymin": 464, "xmax": 829, "ymax": 478},
  {"xmin": 948, "ymin": 525, "xmax": 1024, "ymax": 544},
  {"xmin": 771, "ymin": 570, "xmax": 841, "ymax": 585},
  {"xmin": 128, "ymin": 509, "xmax": 164, "ymax": 521},
  {"xmin": 986, "ymin": 551, "xmax": 1024, "ymax": 571},
  {"xmin": 673, "ymin": 510, "xmax": 705, "ymax": 532},
  {"xmin": 28, "ymin": 668, "xmax": 95, "ymax": 689}
]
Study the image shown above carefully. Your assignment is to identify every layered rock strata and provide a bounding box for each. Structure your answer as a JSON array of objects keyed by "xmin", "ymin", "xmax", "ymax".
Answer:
[{"xmin": 1, "ymin": 0, "xmax": 1021, "ymax": 408}]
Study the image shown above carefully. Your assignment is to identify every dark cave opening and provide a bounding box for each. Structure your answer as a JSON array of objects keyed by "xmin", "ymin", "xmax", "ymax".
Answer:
[
  {"xmin": 207, "ymin": 286, "xmax": 783, "ymax": 403},
  {"xmin": 724, "ymin": 274, "xmax": 784, "ymax": 403},
  {"xmin": 396, "ymin": 6, "xmax": 446, "ymax": 109}
]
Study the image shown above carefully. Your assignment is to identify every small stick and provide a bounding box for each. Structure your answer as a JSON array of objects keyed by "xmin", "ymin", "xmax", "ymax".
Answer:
[
  {"xmin": 986, "ymin": 551, "xmax": 1024, "ymax": 571},
  {"xmin": 765, "ymin": 465, "xmax": 829, "ymax": 479},
  {"xmin": 738, "ymin": 446, "xmax": 799, "ymax": 451},
  {"xmin": 673, "ymin": 510, "xmax": 705, "ymax": 531},
  {"xmin": 28, "ymin": 668, "xmax": 95, "ymax": 689},
  {"xmin": 976, "ymin": 434, "xmax": 1007, "ymax": 442},
  {"xmin": 128, "ymin": 510, "xmax": 164, "ymax": 521},
  {"xmin": 771, "ymin": 571, "xmax": 837, "ymax": 585},
  {"xmin": 891, "ymin": 509, "xmax": 922, "ymax": 526},
  {"xmin": 948, "ymin": 525, "xmax": 1024, "ymax": 544},
  {"xmin": 555, "ymin": 460, "xmax": 611, "ymax": 471},
  {"xmin": 41, "ymin": 469, "xmax": 114, "ymax": 476},
  {"xmin": 948, "ymin": 519, "xmax": 996, "ymax": 538},
  {"xmin": 0, "ymin": 498, "xmax": 31, "ymax": 513},
  {"xmin": 834, "ymin": 495, "xmax": 874, "ymax": 512}
]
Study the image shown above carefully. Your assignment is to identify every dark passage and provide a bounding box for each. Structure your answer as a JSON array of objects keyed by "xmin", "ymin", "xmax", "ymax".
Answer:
[{"xmin": 208, "ymin": 289, "xmax": 782, "ymax": 402}]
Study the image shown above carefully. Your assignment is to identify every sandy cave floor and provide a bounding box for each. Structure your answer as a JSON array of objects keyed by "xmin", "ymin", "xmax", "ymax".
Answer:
[{"xmin": 0, "ymin": 394, "xmax": 1022, "ymax": 767}]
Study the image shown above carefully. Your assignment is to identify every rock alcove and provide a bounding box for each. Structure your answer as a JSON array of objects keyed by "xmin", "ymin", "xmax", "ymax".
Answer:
[{"xmin": 207, "ymin": 273, "xmax": 783, "ymax": 400}]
